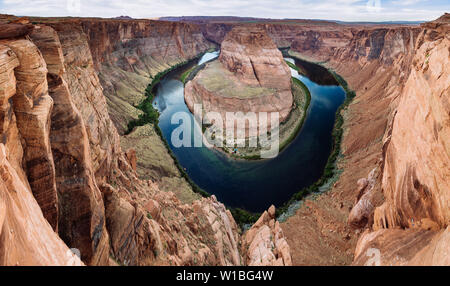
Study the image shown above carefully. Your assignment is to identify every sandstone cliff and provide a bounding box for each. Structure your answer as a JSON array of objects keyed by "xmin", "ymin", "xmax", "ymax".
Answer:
[
  {"xmin": 195, "ymin": 20, "xmax": 347, "ymax": 50},
  {"xmin": 242, "ymin": 206, "xmax": 292, "ymax": 266},
  {"xmin": 78, "ymin": 19, "xmax": 215, "ymax": 134},
  {"xmin": 0, "ymin": 16, "xmax": 291, "ymax": 266},
  {"xmin": 2, "ymin": 12, "xmax": 448, "ymax": 267},
  {"xmin": 219, "ymin": 26, "xmax": 292, "ymax": 90},
  {"xmin": 353, "ymin": 16, "xmax": 450, "ymax": 266},
  {"xmin": 49, "ymin": 18, "xmax": 215, "ymax": 197},
  {"xmin": 185, "ymin": 26, "xmax": 294, "ymax": 137},
  {"xmin": 283, "ymin": 16, "xmax": 449, "ymax": 265},
  {"xmin": 194, "ymin": 15, "xmax": 448, "ymax": 266},
  {"xmin": 0, "ymin": 22, "xmax": 82, "ymax": 266}
]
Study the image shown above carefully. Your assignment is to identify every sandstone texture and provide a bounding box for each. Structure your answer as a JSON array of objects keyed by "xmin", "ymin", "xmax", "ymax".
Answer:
[
  {"xmin": 219, "ymin": 27, "xmax": 291, "ymax": 90},
  {"xmin": 281, "ymin": 15, "xmax": 449, "ymax": 266},
  {"xmin": 242, "ymin": 206, "xmax": 292, "ymax": 266},
  {"xmin": 185, "ymin": 26, "xmax": 293, "ymax": 131},
  {"xmin": 78, "ymin": 19, "xmax": 215, "ymax": 134},
  {"xmin": 0, "ymin": 37, "xmax": 60, "ymax": 232},
  {"xmin": 174, "ymin": 14, "xmax": 447, "ymax": 266},
  {"xmin": 0, "ymin": 21, "xmax": 82, "ymax": 266},
  {"xmin": 0, "ymin": 16, "xmax": 291, "ymax": 266},
  {"xmin": 45, "ymin": 18, "xmax": 214, "ymax": 198},
  {"xmin": 354, "ymin": 16, "xmax": 450, "ymax": 266},
  {"xmin": 1, "ymin": 12, "xmax": 449, "ymax": 267},
  {"xmin": 0, "ymin": 144, "xmax": 83, "ymax": 266},
  {"xmin": 30, "ymin": 25, "xmax": 110, "ymax": 265}
]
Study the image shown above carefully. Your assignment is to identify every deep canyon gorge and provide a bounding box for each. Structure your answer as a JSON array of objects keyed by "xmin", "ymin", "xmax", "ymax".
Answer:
[{"xmin": 0, "ymin": 12, "xmax": 449, "ymax": 266}]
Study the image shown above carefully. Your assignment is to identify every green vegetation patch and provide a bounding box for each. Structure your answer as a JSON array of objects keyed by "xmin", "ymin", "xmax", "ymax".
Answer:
[
  {"xmin": 125, "ymin": 53, "xmax": 214, "ymax": 199},
  {"xmin": 213, "ymin": 77, "xmax": 311, "ymax": 160},
  {"xmin": 181, "ymin": 66, "xmax": 196, "ymax": 84},
  {"xmin": 275, "ymin": 52, "xmax": 356, "ymax": 218}
]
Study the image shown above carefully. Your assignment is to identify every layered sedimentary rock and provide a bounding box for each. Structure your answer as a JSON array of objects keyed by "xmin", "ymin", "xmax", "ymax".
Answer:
[
  {"xmin": 353, "ymin": 16, "xmax": 450, "ymax": 266},
  {"xmin": 30, "ymin": 25, "xmax": 110, "ymax": 265},
  {"xmin": 47, "ymin": 21, "xmax": 122, "ymax": 180},
  {"xmin": 0, "ymin": 144, "xmax": 83, "ymax": 266},
  {"xmin": 100, "ymin": 166, "xmax": 242, "ymax": 266},
  {"xmin": 78, "ymin": 19, "xmax": 215, "ymax": 134},
  {"xmin": 279, "ymin": 15, "xmax": 449, "ymax": 266},
  {"xmin": 0, "ymin": 23, "xmax": 82, "ymax": 266},
  {"xmin": 40, "ymin": 19, "xmax": 244, "ymax": 266},
  {"xmin": 43, "ymin": 19, "xmax": 215, "ymax": 197},
  {"xmin": 374, "ymin": 20, "xmax": 449, "ymax": 232},
  {"xmin": 242, "ymin": 206, "xmax": 292, "ymax": 266},
  {"xmin": 0, "ymin": 15, "xmax": 291, "ymax": 266},
  {"xmin": 219, "ymin": 27, "xmax": 291, "ymax": 90},
  {"xmin": 0, "ymin": 35, "xmax": 59, "ymax": 231},
  {"xmin": 277, "ymin": 16, "xmax": 449, "ymax": 265},
  {"xmin": 183, "ymin": 19, "xmax": 349, "ymax": 49},
  {"xmin": 185, "ymin": 27, "xmax": 293, "ymax": 134},
  {"xmin": 3, "ymin": 12, "xmax": 448, "ymax": 267}
]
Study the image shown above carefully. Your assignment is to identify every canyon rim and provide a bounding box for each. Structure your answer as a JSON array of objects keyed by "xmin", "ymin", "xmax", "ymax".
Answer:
[{"xmin": 0, "ymin": 0, "xmax": 449, "ymax": 271}]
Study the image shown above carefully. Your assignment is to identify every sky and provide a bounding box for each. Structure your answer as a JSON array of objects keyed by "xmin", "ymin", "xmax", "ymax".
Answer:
[{"xmin": 0, "ymin": 0, "xmax": 448, "ymax": 22}]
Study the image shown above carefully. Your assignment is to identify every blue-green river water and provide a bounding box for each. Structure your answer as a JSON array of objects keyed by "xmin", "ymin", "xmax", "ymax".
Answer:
[{"xmin": 153, "ymin": 52, "xmax": 345, "ymax": 212}]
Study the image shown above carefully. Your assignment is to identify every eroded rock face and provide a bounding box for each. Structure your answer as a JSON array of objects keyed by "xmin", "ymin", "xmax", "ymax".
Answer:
[
  {"xmin": 352, "ymin": 20, "xmax": 450, "ymax": 266},
  {"xmin": 348, "ymin": 168, "xmax": 380, "ymax": 229},
  {"xmin": 30, "ymin": 25, "xmax": 110, "ymax": 265},
  {"xmin": 100, "ymin": 166, "xmax": 242, "ymax": 266},
  {"xmin": 185, "ymin": 27, "xmax": 293, "ymax": 134},
  {"xmin": 4, "ymin": 13, "xmax": 447, "ymax": 267},
  {"xmin": 242, "ymin": 206, "xmax": 292, "ymax": 266},
  {"xmin": 0, "ymin": 37, "xmax": 59, "ymax": 231},
  {"xmin": 219, "ymin": 27, "xmax": 291, "ymax": 90},
  {"xmin": 44, "ymin": 19, "xmax": 243, "ymax": 266},
  {"xmin": 0, "ymin": 23, "xmax": 34, "ymax": 39},
  {"xmin": 0, "ymin": 16, "xmax": 290, "ymax": 267},
  {"xmin": 49, "ymin": 22, "xmax": 122, "ymax": 181},
  {"xmin": 0, "ymin": 26, "xmax": 81, "ymax": 265},
  {"xmin": 78, "ymin": 19, "xmax": 215, "ymax": 134},
  {"xmin": 282, "ymin": 16, "xmax": 448, "ymax": 266},
  {"xmin": 374, "ymin": 26, "xmax": 450, "ymax": 231},
  {"xmin": 185, "ymin": 60, "xmax": 294, "ymax": 127},
  {"xmin": 0, "ymin": 144, "xmax": 83, "ymax": 266}
]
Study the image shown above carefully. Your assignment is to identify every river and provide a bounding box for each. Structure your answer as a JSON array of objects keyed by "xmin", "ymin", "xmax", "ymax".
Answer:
[{"xmin": 152, "ymin": 52, "xmax": 345, "ymax": 212}]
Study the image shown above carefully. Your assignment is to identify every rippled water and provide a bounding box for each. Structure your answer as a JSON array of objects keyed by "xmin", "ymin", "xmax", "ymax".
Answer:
[{"xmin": 153, "ymin": 52, "xmax": 345, "ymax": 212}]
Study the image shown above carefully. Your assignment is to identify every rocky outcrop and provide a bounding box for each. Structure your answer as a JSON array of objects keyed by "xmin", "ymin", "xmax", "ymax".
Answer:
[
  {"xmin": 185, "ymin": 27, "xmax": 293, "ymax": 135},
  {"xmin": 196, "ymin": 20, "xmax": 347, "ymax": 49},
  {"xmin": 0, "ymin": 23, "xmax": 34, "ymax": 39},
  {"xmin": 47, "ymin": 21, "xmax": 122, "ymax": 180},
  {"xmin": 242, "ymin": 206, "xmax": 292, "ymax": 266},
  {"xmin": 374, "ymin": 22, "xmax": 449, "ymax": 232},
  {"xmin": 219, "ymin": 27, "xmax": 291, "ymax": 90},
  {"xmin": 3, "ymin": 12, "xmax": 447, "ymax": 267},
  {"xmin": 77, "ymin": 19, "xmax": 215, "ymax": 134},
  {"xmin": 352, "ymin": 228, "xmax": 446, "ymax": 266},
  {"xmin": 1, "ymin": 16, "xmax": 281, "ymax": 266},
  {"xmin": 0, "ymin": 37, "xmax": 59, "ymax": 231},
  {"xmin": 29, "ymin": 25, "xmax": 110, "ymax": 265},
  {"xmin": 0, "ymin": 144, "xmax": 83, "ymax": 266},
  {"xmin": 0, "ymin": 23, "xmax": 82, "ymax": 266},
  {"xmin": 43, "ymin": 18, "xmax": 214, "ymax": 199},
  {"xmin": 100, "ymin": 170, "xmax": 242, "ymax": 266},
  {"xmin": 41, "ymin": 19, "xmax": 244, "ymax": 266},
  {"xmin": 185, "ymin": 61, "xmax": 294, "ymax": 125},
  {"xmin": 348, "ymin": 168, "xmax": 381, "ymax": 229},
  {"xmin": 282, "ymin": 16, "xmax": 448, "ymax": 266},
  {"xmin": 353, "ymin": 18, "xmax": 449, "ymax": 266}
]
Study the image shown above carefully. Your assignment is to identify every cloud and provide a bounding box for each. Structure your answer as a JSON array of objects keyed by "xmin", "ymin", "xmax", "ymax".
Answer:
[{"xmin": 0, "ymin": 0, "xmax": 447, "ymax": 21}]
